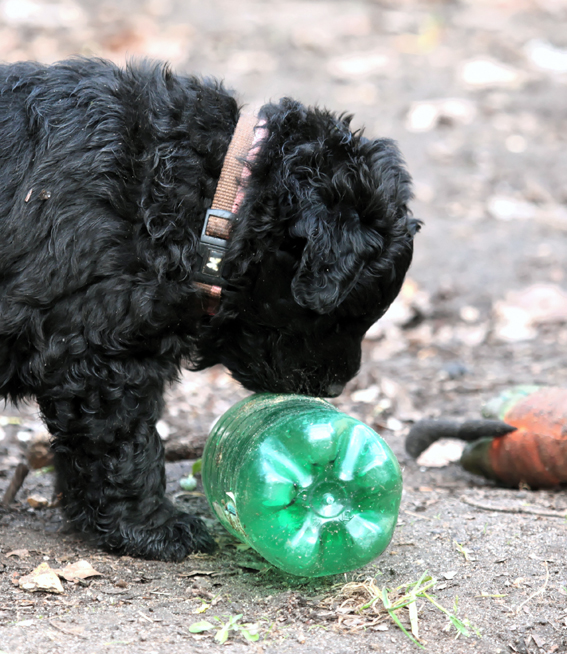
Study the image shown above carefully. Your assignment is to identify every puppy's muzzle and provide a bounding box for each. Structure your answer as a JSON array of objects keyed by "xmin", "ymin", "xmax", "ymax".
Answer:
[{"xmin": 326, "ymin": 383, "xmax": 345, "ymax": 398}]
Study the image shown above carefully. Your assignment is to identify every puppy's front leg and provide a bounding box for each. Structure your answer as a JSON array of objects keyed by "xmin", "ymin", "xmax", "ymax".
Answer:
[{"xmin": 37, "ymin": 370, "xmax": 215, "ymax": 561}]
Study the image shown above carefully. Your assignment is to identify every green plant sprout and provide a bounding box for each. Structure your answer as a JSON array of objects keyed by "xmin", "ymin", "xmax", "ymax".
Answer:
[
  {"xmin": 453, "ymin": 540, "xmax": 471, "ymax": 562},
  {"xmin": 188, "ymin": 614, "xmax": 259, "ymax": 644}
]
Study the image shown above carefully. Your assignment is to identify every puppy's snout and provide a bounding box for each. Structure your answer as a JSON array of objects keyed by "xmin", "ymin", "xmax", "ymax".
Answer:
[{"xmin": 326, "ymin": 383, "xmax": 345, "ymax": 398}]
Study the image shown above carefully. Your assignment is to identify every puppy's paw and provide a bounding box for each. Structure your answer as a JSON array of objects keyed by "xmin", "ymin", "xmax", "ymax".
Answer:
[
  {"xmin": 147, "ymin": 512, "xmax": 217, "ymax": 562},
  {"xmin": 103, "ymin": 510, "xmax": 216, "ymax": 562}
]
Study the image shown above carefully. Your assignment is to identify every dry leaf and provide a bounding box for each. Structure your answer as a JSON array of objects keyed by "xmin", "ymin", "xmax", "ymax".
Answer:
[
  {"xmin": 54, "ymin": 560, "xmax": 102, "ymax": 582},
  {"xmin": 27, "ymin": 494, "xmax": 49, "ymax": 508},
  {"xmin": 504, "ymin": 284, "xmax": 567, "ymax": 324},
  {"xmin": 531, "ymin": 633, "xmax": 547, "ymax": 649},
  {"xmin": 525, "ymin": 39, "xmax": 567, "ymax": 74},
  {"xmin": 6, "ymin": 549, "xmax": 29, "ymax": 558},
  {"xmin": 351, "ymin": 386, "xmax": 380, "ymax": 404},
  {"xmin": 406, "ymin": 98, "xmax": 476, "ymax": 132},
  {"xmin": 461, "ymin": 58, "xmax": 523, "ymax": 88},
  {"xmin": 416, "ymin": 439, "xmax": 466, "ymax": 468},
  {"xmin": 453, "ymin": 323, "xmax": 489, "ymax": 347},
  {"xmin": 327, "ymin": 51, "xmax": 390, "ymax": 79},
  {"xmin": 487, "ymin": 196, "xmax": 538, "ymax": 221},
  {"xmin": 226, "ymin": 50, "xmax": 277, "ymax": 75},
  {"xmin": 493, "ymin": 284, "xmax": 567, "ymax": 342},
  {"xmin": 19, "ymin": 562, "xmax": 64, "ymax": 594}
]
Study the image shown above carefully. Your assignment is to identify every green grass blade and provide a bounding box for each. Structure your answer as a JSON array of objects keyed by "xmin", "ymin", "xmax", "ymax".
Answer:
[
  {"xmin": 387, "ymin": 608, "xmax": 424, "ymax": 649},
  {"xmin": 188, "ymin": 620, "xmax": 215, "ymax": 633},
  {"xmin": 422, "ymin": 592, "xmax": 471, "ymax": 637},
  {"xmin": 408, "ymin": 598, "xmax": 419, "ymax": 638}
]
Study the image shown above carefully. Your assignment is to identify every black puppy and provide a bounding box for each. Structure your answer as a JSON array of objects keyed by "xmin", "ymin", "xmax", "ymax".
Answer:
[{"xmin": 0, "ymin": 58, "xmax": 417, "ymax": 561}]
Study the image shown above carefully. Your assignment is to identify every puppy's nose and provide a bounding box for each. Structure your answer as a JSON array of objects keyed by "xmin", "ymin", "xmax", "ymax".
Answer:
[{"xmin": 326, "ymin": 383, "xmax": 345, "ymax": 398}]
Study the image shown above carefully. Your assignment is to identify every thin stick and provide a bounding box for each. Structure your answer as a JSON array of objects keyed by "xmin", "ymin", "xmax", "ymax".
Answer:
[
  {"xmin": 514, "ymin": 561, "xmax": 549, "ymax": 614},
  {"xmin": 49, "ymin": 620, "xmax": 87, "ymax": 639},
  {"xmin": 460, "ymin": 496, "xmax": 567, "ymax": 519},
  {"xmin": 2, "ymin": 463, "xmax": 29, "ymax": 507}
]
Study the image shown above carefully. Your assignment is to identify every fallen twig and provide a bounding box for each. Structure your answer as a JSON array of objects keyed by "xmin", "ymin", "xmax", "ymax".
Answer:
[
  {"xmin": 137, "ymin": 611, "xmax": 155, "ymax": 623},
  {"xmin": 460, "ymin": 496, "xmax": 567, "ymax": 518},
  {"xmin": 514, "ymin": 561, "xmax": 549, "ymax": 615},
  {"xmin": 2, "ymin": 463, "xmax": 29, "ymax": 507},
  {"xmin": 49, "ymin": 620, "xmax": 86, "ymax": 639}
]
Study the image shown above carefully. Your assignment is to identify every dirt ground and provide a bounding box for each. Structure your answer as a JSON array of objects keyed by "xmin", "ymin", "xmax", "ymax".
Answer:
[{"xmin": 1, "ymin": 0, "xmax": 567, "ymax": 652}]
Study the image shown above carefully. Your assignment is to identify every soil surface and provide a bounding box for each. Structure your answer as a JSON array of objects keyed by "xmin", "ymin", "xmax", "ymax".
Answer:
[{"xmin": 1, "ymin": 1, "xmax": 567, "ymax": 653}]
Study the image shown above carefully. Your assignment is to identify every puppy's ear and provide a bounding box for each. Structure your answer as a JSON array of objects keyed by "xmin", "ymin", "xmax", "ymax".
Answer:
[
  {"xmin": 269, "ymin": 112, "xmax": 414, "ymax": 315},
  {"xmin": 289, "ymin": 205, "xmax": 372, "ymax": 314}
]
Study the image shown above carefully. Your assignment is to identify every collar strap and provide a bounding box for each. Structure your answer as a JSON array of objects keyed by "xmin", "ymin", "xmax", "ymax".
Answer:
[{"xmin": 194, "ymin": 113, "xmax": 259, "ymax": 316}]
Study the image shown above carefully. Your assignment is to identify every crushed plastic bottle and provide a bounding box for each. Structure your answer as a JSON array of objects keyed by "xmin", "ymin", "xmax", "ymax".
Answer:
[{"xmin": 202, "ymin": 393, "xmax": 402, "ymax": 577}]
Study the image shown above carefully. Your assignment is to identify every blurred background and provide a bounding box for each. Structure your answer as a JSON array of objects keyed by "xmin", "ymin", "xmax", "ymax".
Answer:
[{"xmin": 1, "ymin": 0, "xmax": 567, "ymax": 451}]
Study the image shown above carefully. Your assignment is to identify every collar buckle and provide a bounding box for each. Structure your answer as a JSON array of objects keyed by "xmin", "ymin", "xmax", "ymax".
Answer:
[{"xmin": 195, "ymin": 208, "xmax": 235, "ymax": 286}]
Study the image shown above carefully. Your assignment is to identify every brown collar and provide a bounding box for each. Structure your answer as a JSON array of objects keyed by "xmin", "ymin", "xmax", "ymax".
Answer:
[{"xmin": 194, "ymin": 113, "xmax": 261, "ymax": 316}]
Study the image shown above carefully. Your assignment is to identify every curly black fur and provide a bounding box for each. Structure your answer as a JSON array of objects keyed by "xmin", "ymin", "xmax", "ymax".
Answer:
[{"xmin": 0, "ymin": 58, "xmax": 418, "ymax": 561}]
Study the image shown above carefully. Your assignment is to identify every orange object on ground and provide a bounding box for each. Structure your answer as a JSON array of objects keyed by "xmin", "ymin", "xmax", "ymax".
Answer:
[
  {"xmin": 406, "ymin": 386, "xmax": 567, "ymax": 489},
  {"xmin": 488, "ymin": 387, "xmax": 567, "ymax": 488}
]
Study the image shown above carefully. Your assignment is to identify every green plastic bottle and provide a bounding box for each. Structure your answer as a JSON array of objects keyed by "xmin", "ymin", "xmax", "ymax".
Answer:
[{"xmin": 201, "ymin": 394, "xmax": 402, "ymax": 577}]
